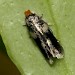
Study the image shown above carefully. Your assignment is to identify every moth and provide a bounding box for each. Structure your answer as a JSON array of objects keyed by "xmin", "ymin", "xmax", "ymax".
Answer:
[{"xmin": 24, "ymin": 10, "xmax": 63, "ymax": 64}]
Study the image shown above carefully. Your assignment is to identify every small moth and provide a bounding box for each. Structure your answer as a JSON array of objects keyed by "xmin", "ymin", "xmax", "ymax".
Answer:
[{"xmin": 24, "ymin": 10, "xmax": 63, "ymax": 64}]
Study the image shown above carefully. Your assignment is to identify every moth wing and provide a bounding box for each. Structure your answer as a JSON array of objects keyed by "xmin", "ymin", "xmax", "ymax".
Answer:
[
  {"xmin": 30, "ymin": 32, "xmax": 37, "ymax": 39},
  {"xmin": 45, "ymin": 29, "xmax": 63, "ymax": 53}
]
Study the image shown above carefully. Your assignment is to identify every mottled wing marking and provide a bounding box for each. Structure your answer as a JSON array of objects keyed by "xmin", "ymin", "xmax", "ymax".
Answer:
[{"xmin": 24, "ymin": 10, "xmax": 63, "ymax": 64}]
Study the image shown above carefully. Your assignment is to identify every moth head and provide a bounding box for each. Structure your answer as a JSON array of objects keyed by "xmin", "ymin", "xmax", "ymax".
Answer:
[{"xmin": 24, "ymin": 10, "xmax": 32, "ymax": 17}]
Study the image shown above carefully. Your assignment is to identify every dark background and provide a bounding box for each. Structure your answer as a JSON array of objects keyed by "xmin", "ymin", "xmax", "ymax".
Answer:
[{"xmin": 0, "ymin": 36, "xmax": 21, "ymax": 75}]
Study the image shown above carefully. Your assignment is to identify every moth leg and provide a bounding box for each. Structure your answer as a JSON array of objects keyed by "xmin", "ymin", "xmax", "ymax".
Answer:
[
  {"xmin": 39, "ymin": 14, "xmax": 43, "ymax": 19},
  {"xmin": 23, "ymin": 24, "xmax": 27, "ymax": 26}
]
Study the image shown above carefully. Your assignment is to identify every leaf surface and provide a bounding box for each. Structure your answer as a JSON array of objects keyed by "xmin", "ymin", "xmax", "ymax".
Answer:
[{"xmin": 0, "ymin": 0, "xmax": 75, "ymax": 75}]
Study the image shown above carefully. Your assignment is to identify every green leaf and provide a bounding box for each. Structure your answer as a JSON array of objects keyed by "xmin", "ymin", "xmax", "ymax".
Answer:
[{"xmin": 0, "ymin": 0, "xmax": 75, "ymax": 75}]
